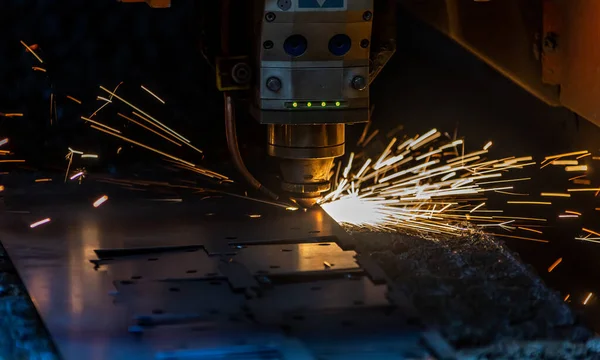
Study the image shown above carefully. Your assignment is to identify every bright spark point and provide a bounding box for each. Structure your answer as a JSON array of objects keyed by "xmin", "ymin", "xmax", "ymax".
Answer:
[
  {"xmin": 0, "ymin": 138, "xmax": 8, "ymax": 147},
  {"xmin": 141, "ymin": 85, "xmax": 166, "ymax": 104},
  {"xmin": 483, "ymin": 141, "xmax": 492, "ymax": 150},
  {"xmin": 70, "ymin": 171, "xmax": 84, "ymax": 180},
  {"xmin": 30, "ymin": 218, "xmax": 51, "ymax": 228},
  {"xmin": 93, "ymin": 195, "xmax": 109, "ymax": 208},
  {"xmin": 545, "ymin": 150, "xmax": 588, "ymax": 160},
  {"xmin": 321, "ymin": 194, "xmax": 388, "ymax": 229},
  {"xmin": 82, "ymin": 154, "xmax": 98, "ymax": 159},
  {"xmin": 565, "ymin": 165, "xmax": 588, "ymax": 172},
  {"xmin": 20, "ymin": 40, "xmax": 43, "ymax": 63},
  {"xmin": 507, "ymin": 201, "xmax": 551, "ymax": 205},
  {"xmin": 584, "ymin": 292, "xmax": 593, "ymax": 305},
  {"xmin": 518, "ymin": 227, "xmax": 543, "ymax": 234},
  {"xmin": 541, "ymin": 192, "xmax": 570, "ymax": 198},
  {"xmin": 320, "ymin": 128, "xmax": 541, "ymax": 237},
  {"xmin": 66, "ymin": 95, "xmax": 82, "ymax": 104},
  {"xmin": 548, "ymin": 258, "xmax": 562, "ymax": 272}
]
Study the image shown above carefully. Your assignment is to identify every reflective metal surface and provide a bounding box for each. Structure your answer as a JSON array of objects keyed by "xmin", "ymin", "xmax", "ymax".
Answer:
[
  {"xmin": 0, "ymin": 183, "xmax": 348, "ymax": 359},
  {"xmin": 0, "ymin": 181, "xmax": 449, "ymax": 359}
]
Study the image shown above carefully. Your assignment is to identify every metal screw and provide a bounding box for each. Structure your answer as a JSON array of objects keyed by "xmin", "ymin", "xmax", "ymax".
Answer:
[
  {"xmin": 265, "ymin": 12, "xmax": 276, "ymax": 22},
  {"xmin": 360, "ymin": 39, "xmax": 370, "ymax": 48},
  {"xmin": 266, "ymin": 77, "xmax": 282, "ymax": 92},
  {"xmin": 231, "ymin": 63, "xmax": 251, "ymax": 85},
  {"xmin": 263, "ymin": 40, "xmax": 274, "ymax": 49},
  {"xmin": 362, "ymin": 11, "xmax": 372, "ymax": 21},
  {"xmin": 351, "ymin": 76, "xmax": 367, "ymax": 91},
  {"xmin": 277, "ymin": 0, "xmax": 292, "ymax": 11}
]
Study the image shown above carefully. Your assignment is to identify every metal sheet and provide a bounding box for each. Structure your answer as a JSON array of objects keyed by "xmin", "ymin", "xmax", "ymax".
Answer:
[
  {"xmin": 100, "ymin": 249, "xmax": 224, "ymax": 282},
  {"xmin": 101, "ymin": 242, "xmax": 359, "ymax": 283},
  {"xmin": 113, "ymin": 279, "xmax": 246, "ymax": 320},
  {"xmin": 233, "ymin": 242, "xmax": 360, "ymax": 275},
  {"xmin": 0, "ymin": 184, "xmax": 350, "ymax": 360},
  {"xmin": 248, "ymin": 276, "xmax": 389, "ymax": 323}
]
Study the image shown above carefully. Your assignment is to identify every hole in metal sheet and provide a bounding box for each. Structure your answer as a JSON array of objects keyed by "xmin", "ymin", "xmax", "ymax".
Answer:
[
  {"xmin": 148, "ymin": 258, "xmax": 158, "ymax": 261},
  {"xmin": 186, "ymin": 270, "xmax": 198, "ymax": 274},
  {"xmin": 131, "ymin": 276, "xmax": 142, "ymax": 280},
  {"xmin": 152, "ymin": 309, "xmax": 164, "ymax": 315},
  {"xmin": 209, "ymin": 281, "xmax": 222, "ymax": 285},
  {"xmin": 310, "ymin": 286, "xmax": 322, "ymax": 291},
  {"xmin": 318, "ymin": 243, "xmax": 330, "ymax": 246},
  {"xmin": 309, "ymin": 230, "xmax": 320, "ymax": 234},
  {"xmin": 281, "ymin": 249, "xmax": 293, "ymax": 252},
  {"xmin": 225, "ymin": 236, "xmax": 238, "ymax": 240},
  {"xmin": 269, "ymin": 265, "xmax": 280, "ymax": 269},
  {"xmin": 205, "ymin": 272, "xmax": 218, "ymax": 277},
  {"xmin": 120, "ymin": 280, "xmax": 133, "ymax": 285},
  {"xmin": 169, "ymin": 287, "xmax": 180, "ymax": 292}
]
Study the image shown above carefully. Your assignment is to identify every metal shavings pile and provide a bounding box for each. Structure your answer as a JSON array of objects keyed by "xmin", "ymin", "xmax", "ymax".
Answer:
[
  {"xmin": 0, "ymin": 245, "xmax": 57, "ymax": 360},
  {"xmin": 350, "ymin": 229, "xmax": 597, "ymax": 358}
]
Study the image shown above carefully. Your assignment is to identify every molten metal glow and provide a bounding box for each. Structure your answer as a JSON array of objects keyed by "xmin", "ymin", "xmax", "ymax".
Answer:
[
  {"xmin": 93, "ymin": 195, "xmax": 109, "ymax": 208},
  {"xmin": 321, "ymin": 194, "xmax": 389, "ymax": 229},
  {"xmin": 320, "ymin": 128, "xmax": 541, "ymax": 237},
  {"xmin": 30, "ymin": 218, "xmax": 51, "ymax": 228}
]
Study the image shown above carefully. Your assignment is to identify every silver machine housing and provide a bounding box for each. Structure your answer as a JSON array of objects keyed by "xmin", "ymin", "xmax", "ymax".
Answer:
[{"xmin": 253, "ymin": 0, "xmax": 374, "ymax": 206}]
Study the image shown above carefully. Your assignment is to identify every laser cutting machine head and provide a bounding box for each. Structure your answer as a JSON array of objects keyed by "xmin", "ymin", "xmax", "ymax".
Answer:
[
  {"xmin": 251, "ymin": 0, "xmax": 374, "ymax": 207},
  {"xmin": 121, "ymin": 0, "xmax": 394, "ymax": 207}
]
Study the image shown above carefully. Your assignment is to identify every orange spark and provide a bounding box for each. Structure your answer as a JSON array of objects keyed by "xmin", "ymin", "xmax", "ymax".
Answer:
[
  {"xmin": 66, "ymin": 95, "xmax": 82, "ymax": 104},
  {"xmin": 548, "ymin": 258, "xmax": 562, "ymax": 272},
  {"xmin": 20, "ymin": 40, "xmax": 43, "ymax": 63},
  {"xmin": 93, "ymin": 195, "xmax": 109, "ymax": 208},
  {"xmin": 30, "ymin": 218, "xmax": 51, "ymax": 228}
]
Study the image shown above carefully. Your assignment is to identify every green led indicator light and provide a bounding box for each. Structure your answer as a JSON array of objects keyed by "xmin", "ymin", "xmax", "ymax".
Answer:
[
  {"xmin": 321, "ymin": 102, "xmax": 327, "ymax": 107},
  {"xmin": 292, "ymin": 102, "xmax": 298, "ymax": 108},
  {"xmin": 307, "ymin": 102, "xmax": 312, "ymax": 107},
  {"xmin": 335, "ymin": 101, "xmax": 341, "ymax": 107}
]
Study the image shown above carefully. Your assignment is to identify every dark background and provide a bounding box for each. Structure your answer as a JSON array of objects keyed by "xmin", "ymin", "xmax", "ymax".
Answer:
[{"xmin": 3, "ymin": 0, "xmax": 600, "ymax": 331}]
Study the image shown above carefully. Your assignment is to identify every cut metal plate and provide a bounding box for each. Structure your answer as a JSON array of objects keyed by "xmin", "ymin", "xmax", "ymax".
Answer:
[
  {"xmin": 99, "ymin": 242, "xmax": 359, "ymax": 282},
  {"xmin": 99, "ymin": 249, "xmax": 225, "ymax": 281},
  {"xmin": 248, "ymin": 276, "xmax": 390, "ymax": 323},
  {"xmin": 232, "ymin": 242, "xmax": 360, "ymax": 275},
  {"xmin": 0, "ymin": 184, "xmax": 352, "ymax": 359},
  {"xmin": 113, "ymin": 279, "xmax": 246, "ymax": 320}
]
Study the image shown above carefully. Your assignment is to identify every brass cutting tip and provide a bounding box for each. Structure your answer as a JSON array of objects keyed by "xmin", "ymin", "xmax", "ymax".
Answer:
[{"xmin": 291, "ymin": 196, "xmax": 321, "ymax": 209}]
